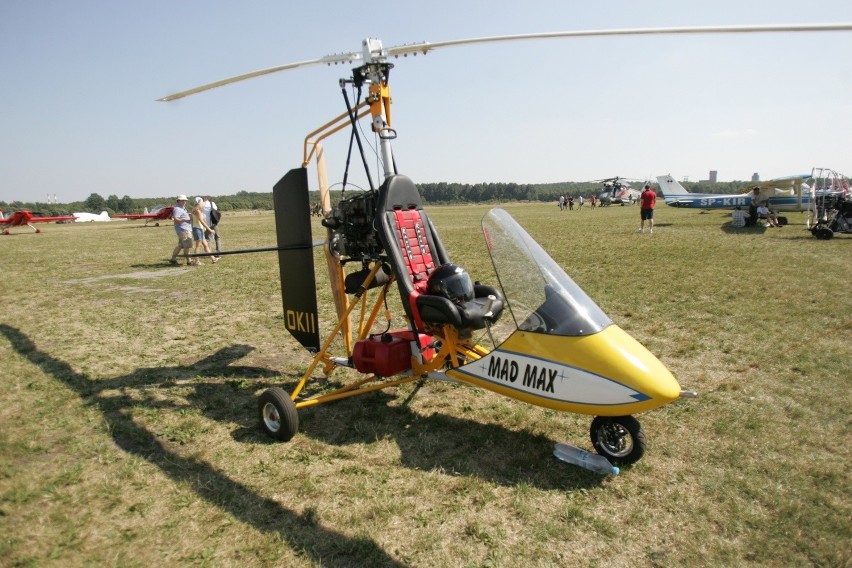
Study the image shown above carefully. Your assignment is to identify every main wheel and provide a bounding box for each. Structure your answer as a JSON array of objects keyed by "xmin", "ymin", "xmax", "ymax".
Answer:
[
  {"xmin": 590, "ymin": 415, "xmax": 646, "ymax": 466},
  {"xmin": 813, "ymin": 227, "xmax": 834, "ymax": 240},
  {"xmin": 258, "ymin": 387, "xmax": 299, "ymax": 442}
]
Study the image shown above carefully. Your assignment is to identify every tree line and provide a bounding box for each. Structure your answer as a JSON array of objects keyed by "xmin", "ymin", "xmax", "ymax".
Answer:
[{"xmin": 1, "ymin": 180, "xmax": 757, "ymax": 215}]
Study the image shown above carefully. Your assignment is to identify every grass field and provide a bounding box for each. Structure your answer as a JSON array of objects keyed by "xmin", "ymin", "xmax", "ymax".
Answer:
[{"xmin": 1, "ymin": 202, "xmax": 850, "ymax": 567}]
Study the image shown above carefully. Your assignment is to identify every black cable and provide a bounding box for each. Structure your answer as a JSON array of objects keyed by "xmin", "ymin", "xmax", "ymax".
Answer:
[{"xmin": 341, "ymin": 85, "xmax": 376, "ymax": 191}]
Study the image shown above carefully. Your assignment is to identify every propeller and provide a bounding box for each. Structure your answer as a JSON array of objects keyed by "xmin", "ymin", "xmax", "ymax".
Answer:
[
  {"xmin": 158, "ymin": 23, "xmax": 852, "ymax": 102},
  {"xmin": 592, "ymin": 176, "xmax": 641, "ymax": 184}
]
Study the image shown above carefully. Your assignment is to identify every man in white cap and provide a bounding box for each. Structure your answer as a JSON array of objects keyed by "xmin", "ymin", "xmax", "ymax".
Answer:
[{"xmin": 169, "ymin": 194, "xmax": 194, "ymax": 265}]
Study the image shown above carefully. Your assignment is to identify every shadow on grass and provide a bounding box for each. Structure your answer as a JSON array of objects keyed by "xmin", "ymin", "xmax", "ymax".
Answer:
[
  {"xmin": 285, "ymin": 380, "xmax": 610, "ymax": 490},
  {"xmin": 0, "ymin": 324, "xmax": 406, "ymax": 568},
  {"xmin": 720, "ymin": 223, "xmax": 769, "ymax": 234}
]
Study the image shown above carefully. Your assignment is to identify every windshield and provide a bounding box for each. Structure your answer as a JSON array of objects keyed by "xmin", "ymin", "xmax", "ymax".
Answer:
[{"xmin": 482, "ymin": 208, "xmax": 612, "ymax": 336}]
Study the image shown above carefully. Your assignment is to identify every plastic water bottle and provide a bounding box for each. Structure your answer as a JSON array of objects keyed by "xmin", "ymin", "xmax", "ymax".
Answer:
[{"xmin": 554, "ymin": 442, "xmax": 619, "ymax": 476}]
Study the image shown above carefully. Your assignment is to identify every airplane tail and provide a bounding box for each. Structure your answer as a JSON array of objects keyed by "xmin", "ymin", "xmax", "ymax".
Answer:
[{"xmin": 655, "ymin": 175, "xmax": 691, "ymax": 197}]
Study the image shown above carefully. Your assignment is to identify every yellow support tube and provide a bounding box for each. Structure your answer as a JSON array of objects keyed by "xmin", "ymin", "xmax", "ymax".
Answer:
[
  {"xmin": 303, "ymin": 103, "xmax": 372, "ymax": 167},
  {"xmin": 295, "ymin": 375, "xmax": 421, "ymax": 409}
]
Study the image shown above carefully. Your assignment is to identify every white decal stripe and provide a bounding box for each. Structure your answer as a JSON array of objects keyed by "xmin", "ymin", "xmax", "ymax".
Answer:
[{"xmin": 456, "ymin": 349, "xmax": 649, "ymax": 406}]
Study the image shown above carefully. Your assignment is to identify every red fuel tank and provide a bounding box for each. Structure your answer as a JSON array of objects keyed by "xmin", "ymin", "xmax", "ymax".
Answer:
[{"xmin": 353, "ymin": 331, "xmax": 435, "ymax": 376}]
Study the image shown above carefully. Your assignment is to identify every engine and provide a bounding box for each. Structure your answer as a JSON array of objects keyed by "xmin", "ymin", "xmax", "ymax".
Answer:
[{"xmin": 321, "ymin": 190, "xmax": 384, "ymax": 260}]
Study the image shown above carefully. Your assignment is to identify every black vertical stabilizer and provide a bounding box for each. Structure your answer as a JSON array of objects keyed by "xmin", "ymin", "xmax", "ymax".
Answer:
[{"xmin": 273, "ymin": 168, "xmax": 320, "ymax": 352}]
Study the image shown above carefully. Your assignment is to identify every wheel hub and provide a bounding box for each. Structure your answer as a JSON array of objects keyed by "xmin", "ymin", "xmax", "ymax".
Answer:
[
  {"xmin": 598, "ymin": 422, "xmax": 633, "ymax": 458},
  {"xmin": 262, "ymin": 403, "xmax": 281, "ymax": 432}
]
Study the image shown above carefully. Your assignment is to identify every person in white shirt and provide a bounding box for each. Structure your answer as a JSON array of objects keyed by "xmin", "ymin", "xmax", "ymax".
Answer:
[
  {"xmin": 756, "ymin": 202, "xmax": 780, "ymax": 227},
  {"xmin": 169, "ymin": 195, "xmax": 193, "ymax": 265},
  {"xmin": 757, "ymin": 201, "xmax": 781, "ymax": 227},
  {"xmin": 202, "ymin": 196, "xmax": 222, "ymax": 258}
]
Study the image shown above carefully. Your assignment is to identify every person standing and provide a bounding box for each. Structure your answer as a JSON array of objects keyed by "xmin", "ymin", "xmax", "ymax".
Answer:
[
  {"xmin": 202, "ymin": 195, "xmax": 221, "ymax": 259},
  {"xmin": 169, "ymin": 195, "xmax": 193, "ymax": 265},
  {"xmin": 746, "ymin": 187, "xmax": 761, "ymax": 227},
  {"xmin": 191, "ymin": 197, "xmax": 218, "ymax": 263},
  {"xmin": 637, "ymin": 183, "xmax": 656, "ymax": 233}
]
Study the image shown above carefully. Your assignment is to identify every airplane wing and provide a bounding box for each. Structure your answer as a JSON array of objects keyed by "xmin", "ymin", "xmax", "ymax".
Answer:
[
  {"xmin": 745, "ymin": 174, "xmax": 810, "ymax": 193},
  {"xmin": 112, "ymin": 213, "xmax": 155, "ymax": 220},
  {"xmin": 27, "ymin": 214, "xmax": 76, "ymax": 223},
  {"xmin": 1, "ymin": 211, "xmax": 77, "ymax": 234},
  {"xmin": 1, "ymin": 212, "xmax": 76, "ymax": 226},
  {"xmin": 113, "ymin": 207, "xmax": 175, "ymax": 220}
]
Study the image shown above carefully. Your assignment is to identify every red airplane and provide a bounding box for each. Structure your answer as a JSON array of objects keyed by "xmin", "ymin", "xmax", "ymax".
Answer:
[
  {"xmin": 1, "ymin": 210, "xmax": 77, "ymax": 235},
  {"xmin": 113, "ymin": 206, "xmax": 175, "ymax": 226}
]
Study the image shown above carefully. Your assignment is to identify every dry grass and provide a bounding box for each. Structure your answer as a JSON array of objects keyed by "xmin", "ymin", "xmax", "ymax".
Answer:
[{"xmin": 1, "ymin": 203, "xmax": 850, "ymax": 567}]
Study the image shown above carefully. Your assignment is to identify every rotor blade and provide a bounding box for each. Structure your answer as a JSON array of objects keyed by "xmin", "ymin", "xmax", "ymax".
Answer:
[
  {"xmin": 157, "ymin": 52, "xmax": 362, "ymax": 101},
  {"xmin": 387, "ymin": 23, "xmax": 852, "ymax": 56},
  {"xmin": 158, "ymin": 23, "xmax": 852, "ymax": 101}
]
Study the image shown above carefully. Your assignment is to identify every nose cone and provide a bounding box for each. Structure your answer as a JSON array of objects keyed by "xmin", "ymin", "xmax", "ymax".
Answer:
[
  {"xmin": 489, "ymin": 324, "xmax": 681, "ymax": 416},
  {"xmin": 584, "ymin": 325, "xmax": 682, "ymax": 413}
]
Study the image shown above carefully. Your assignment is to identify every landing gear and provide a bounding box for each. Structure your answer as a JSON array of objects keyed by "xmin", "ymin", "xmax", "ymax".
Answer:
[
  {"xmin": 258, "ymin": 387, "xmax": 299, "ymax": 441},
  {"xmin": 812, "ymin": 227, "xmax": 834, "ymax": 240},
  {"xmin": 590, "ymin": 415, "xmax": 646, "ymax": 466}
]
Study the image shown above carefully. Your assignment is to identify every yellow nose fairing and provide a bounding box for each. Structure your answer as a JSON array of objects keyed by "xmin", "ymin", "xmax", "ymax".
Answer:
[{"xmin": 448, "ymin": 325, "xmax": 681, "ymax": 416}]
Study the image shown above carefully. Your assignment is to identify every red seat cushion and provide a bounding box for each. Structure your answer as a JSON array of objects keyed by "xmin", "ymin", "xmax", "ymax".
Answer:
[{"xmin": 392, "ymin": 209, "xmax": 436, "ymax": 293}]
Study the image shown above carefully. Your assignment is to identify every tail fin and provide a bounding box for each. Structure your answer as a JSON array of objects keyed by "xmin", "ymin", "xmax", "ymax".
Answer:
[
  {"xmin": 655, "ymin": 175, "xmax": 691, "ymax": 197},
  {"xmin": 273, "ymin": 168, "xmax": 320, "ymax": 353}
]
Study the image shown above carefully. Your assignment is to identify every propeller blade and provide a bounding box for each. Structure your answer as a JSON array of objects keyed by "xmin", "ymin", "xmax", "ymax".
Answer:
[{"xmin": 158, "ymin": 23, "xmax": 852, "ymax": 101}]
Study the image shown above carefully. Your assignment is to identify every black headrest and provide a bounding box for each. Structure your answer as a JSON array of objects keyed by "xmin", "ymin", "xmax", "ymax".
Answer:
[{"xmin": 377, "ymin": 175, "xmax": 423, "ymax": 212}]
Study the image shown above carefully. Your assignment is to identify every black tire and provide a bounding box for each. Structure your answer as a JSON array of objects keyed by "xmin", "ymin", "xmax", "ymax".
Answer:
[
  {"xmin": 258, "ymin": 387, "xmax": 299, "ymax": 441},
  {"xmin": 813, "ymin": 227, "xmax": 834, "ymax": 240},
  {"xmin": 590, "ymin": 415, "xmax": 646, "ymax": 466}
]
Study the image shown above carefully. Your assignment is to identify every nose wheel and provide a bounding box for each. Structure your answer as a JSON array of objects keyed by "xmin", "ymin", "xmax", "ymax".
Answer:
[{"xmin": 590, "ymin": 415, "xmax": 645, "ymax": 466}]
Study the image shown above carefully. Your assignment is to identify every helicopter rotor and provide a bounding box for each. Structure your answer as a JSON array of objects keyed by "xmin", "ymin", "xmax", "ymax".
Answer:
[{"xmin": 157, "ymin": 23, "xmax": 852, "ymax": 102}]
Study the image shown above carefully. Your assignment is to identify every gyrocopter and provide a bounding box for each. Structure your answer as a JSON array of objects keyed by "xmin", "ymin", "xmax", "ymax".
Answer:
[{"xmin": 160, "ymin": 23, "xmax": 851, "ymax": 466}]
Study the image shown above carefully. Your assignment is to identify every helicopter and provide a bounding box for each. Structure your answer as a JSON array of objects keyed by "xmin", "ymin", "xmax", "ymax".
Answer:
[
  {"xmin": 159, "ymin": 23, "xmax": 851, "ymax": 467},
  {"xmin": 593, "ymin": 176, "xmax": 643, "ymax": 206}
]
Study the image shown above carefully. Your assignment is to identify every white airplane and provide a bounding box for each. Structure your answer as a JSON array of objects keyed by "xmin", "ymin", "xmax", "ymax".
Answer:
[
  {"xmin": 72, "ymin": 211, "xmax": 113, "ymax": 222},
  {"xmin": 656, "ymin": 168, "xmax": 849, "ymax": 214}
]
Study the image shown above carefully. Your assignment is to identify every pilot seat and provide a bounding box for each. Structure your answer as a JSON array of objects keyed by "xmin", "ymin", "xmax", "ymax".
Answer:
[{"xmin": 375, "ymin": 175, "xmax": 504, "ymax": 336}]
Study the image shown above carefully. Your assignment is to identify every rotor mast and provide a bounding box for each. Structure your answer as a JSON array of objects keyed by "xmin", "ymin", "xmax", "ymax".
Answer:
[{"xmin": 357, "ymin": 38, "xmax": 396, "ymax": 179}]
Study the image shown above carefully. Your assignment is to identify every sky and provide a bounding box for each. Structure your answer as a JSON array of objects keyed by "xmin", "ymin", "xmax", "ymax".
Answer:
[{"xmin": 1, "ymin": 0, "xmax": 851, "ymax": 205}]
